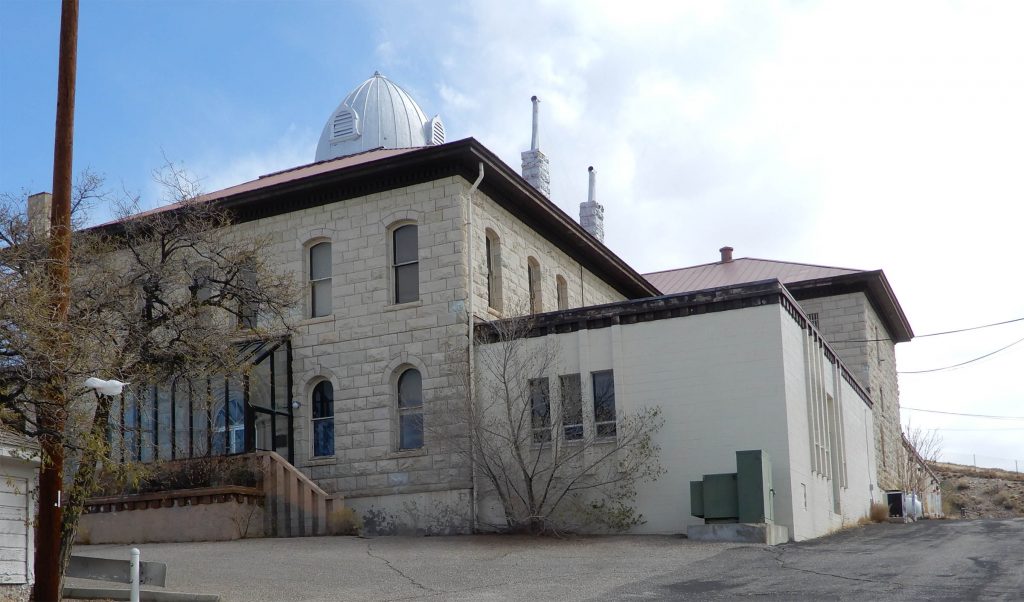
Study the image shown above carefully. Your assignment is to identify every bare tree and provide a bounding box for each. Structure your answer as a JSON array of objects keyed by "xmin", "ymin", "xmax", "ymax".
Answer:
[
  {"xmin": 899, "ymin": 421, "xmax": 943, "ymax": 496},
  {"xmin": 0, "ymin": 165, "xmax": 297, "ymax": 590},
  {"xmin": 437, "ymin": 311, "xmax": 664, "ymax": 534}
]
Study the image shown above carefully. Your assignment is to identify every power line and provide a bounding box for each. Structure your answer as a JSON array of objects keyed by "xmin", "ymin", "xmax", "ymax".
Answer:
[
  {"xmin": 844, "ymin": 314, "xmax": 1024, "ymax": 343},
  {"xmin": 902, "ymin": 406, "xmax": 1024, "ymax": 420},
  {"xmin": 897, "ymin": 335, "xmax": 1024, "ymax": 374}
]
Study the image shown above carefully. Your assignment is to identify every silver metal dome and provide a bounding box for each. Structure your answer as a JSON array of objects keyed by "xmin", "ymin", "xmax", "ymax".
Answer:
[{"xmin": 314, "ymin": 72, "xmax": 445, "ymax": 161}]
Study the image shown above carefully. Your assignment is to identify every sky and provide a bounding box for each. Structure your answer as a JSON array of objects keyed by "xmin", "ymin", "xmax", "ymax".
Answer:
[{"xmin": 2, "ymin": 0, "xmax": 1022, "ymax": 469}]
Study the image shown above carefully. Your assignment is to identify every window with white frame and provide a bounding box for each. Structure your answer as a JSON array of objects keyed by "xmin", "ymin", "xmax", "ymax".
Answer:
[
  {"xmin": 393, "ymin": 224, "xmax": 419, "ymax": 304},
  {"xmin": 592, "ymin": 370, "xmax": 616, "ymax": 438},
  {"xmin": 559, "ymin": 374, "xmax": 583, "ymax": 441},
  {"xmin": 311, "ymin": 380, "xmax": 334, "ymax": 457},
  {"xmin": 397, "ymin": 368, "xmax": 423, "ymax": 450},
  {"xmin": 556, "ymin": 275, "xmax": 568, "ymax": 310},
  {"xmin": 309, "ymin": 242, "xmax": 332, "ymax": 318},
  {"xmin": 530, "ymin": 377, "xmax": 551, "ymax": 443}
]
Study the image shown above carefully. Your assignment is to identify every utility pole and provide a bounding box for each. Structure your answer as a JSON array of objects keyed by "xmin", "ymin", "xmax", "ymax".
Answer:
[{"xmin": 33, "ymin": 0, "xmax": 78, "ymax": 600}]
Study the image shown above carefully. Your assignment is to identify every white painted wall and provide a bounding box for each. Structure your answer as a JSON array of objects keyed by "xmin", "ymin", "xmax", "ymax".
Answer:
[{"xmin": 474, "ymin": 301, "xmax": 877, "ymax": 540}]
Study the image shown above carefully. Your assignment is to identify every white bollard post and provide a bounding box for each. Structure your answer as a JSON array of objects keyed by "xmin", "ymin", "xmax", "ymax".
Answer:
[{"xmin": 130, "ymin": 547, "xmax": 140, "ymax": 602}]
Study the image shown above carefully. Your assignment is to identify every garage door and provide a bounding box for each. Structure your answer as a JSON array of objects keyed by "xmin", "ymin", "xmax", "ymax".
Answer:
[{"xmin": 0, "ymin": 478, "xmax": 28, "ymax": 584}]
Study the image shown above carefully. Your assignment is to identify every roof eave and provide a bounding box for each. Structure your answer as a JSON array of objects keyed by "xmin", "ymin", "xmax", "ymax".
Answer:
[{"xmin": 786, "ymin": 270, "xmax": 914, "ymax": 343}]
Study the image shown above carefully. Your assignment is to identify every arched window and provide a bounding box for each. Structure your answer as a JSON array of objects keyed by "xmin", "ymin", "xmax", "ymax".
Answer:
[
  {"xmin": 527, "ymin": 257, "xmax": 542, "ymax": 313},
  {"xmin": 485, "ymin": 229, "xmax": 502, "ymax": 311},
  {"xmin": 556, "ymin": 275, "xmax": 568, "ymax": 311},
  {"xmin": 393, "ymin": 225, "xmax": 419, "ymax": 304},
  {"xmin": 311, "ymin": 381, "xmax": 334, "ymax": 457},
  {"xmin": 309, "ymin": 242, "xmax": 332, "ymax": 318},
  {"xmin": 397, "ymin": 369, "xmax": 423, "ymax": 450}
]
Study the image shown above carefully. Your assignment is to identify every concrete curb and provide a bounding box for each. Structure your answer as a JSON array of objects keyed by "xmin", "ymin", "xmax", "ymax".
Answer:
[{"xmin": 63, "ymin": 586, "xmax": 221, "ymax": 601}]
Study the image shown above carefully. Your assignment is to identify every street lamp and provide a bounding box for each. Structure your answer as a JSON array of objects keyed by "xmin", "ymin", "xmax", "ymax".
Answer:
[{"xmin": 83, "ymin": 377, "xmax": 128, "ymax": 397}]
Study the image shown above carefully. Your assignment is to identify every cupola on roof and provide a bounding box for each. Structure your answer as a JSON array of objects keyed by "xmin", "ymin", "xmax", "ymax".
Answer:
[{"xmin": 314, "ymin": 72, "xmax": 445, "ymax": 162}]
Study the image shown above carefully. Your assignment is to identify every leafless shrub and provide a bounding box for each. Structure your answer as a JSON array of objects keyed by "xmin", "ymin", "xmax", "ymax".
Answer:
[
  {"xmin": 432, "ymin": 308, "xmax": 665, "ymax": 534},
  {"xmin": 869, "ymin": 502, "xmax": 889, "ymax": 523}
]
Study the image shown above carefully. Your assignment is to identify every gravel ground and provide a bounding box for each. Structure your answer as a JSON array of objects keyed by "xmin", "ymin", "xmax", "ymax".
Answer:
[{"xmin": 70, "ymin": 534, "xmax": 744, "ymax": 601}]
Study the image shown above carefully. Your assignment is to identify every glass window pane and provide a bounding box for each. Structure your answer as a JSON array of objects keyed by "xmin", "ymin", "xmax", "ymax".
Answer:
[
  {"xmin": 250, "ymin": 359, "xmax": 272, "ymax": 411},
  {"xmin": 592, "ymin": 371, "xmax": 616, "ymax": 438},
  {"xmin": 530, "ymin": 378, "xmax": 550, "ymax": 429},
  {"xmin": 400, "ymin": 413, "xmax": 423, "ymax": 450},
  {"xmin": 312, "ymin": 381, "xmax": 333, "ymax": 419},
  {"xmin": 140, "ymin": 387, "xmax": 155, "ymax": 463},
  {"xmin": 313, "ymin": 419, "xmax": 334, "ymax": 456},
  {"xmin": 395, "ymin": 264, "xmax": 418, "ymax": 304},
  {"xmin": 157, "ymin": 384, "xmax": 173, "ymax": 460},
  {"xmin": 393, "ymin": 225, "xmax": 418, "ymax": 265},
  {"xmin": 191, "ymin": 379, "xmax": 210, "ymax": 457},
  {"xmin": 309, "ymin": 242, "xmax": 331, "ymax": 280},
  {"xmin": 174, "ymin": 379, "xmax": 190, "ymax": 458},
  {"xmin": 274, "ymin": 346, "xmax": 289, "ymax": 412},
  {"xmin": 311, "ymin": 278, "xmax": 332, "ymax": 317},
  {"xmin": 398, "ymin": 370, "xmax": 422, "ymax": 408},
  {"xmin": 123, "ymin": 397, "xmax": 138, "ymax": 461},
  {"xmin": 560, "ymin": 374, "xmax": 583, "ymax": 441}
]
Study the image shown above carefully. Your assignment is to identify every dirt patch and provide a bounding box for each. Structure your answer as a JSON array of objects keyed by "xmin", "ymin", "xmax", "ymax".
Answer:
[{"xmin": 931, "ymin": 461, "xmax": 1024, "ymax": 519}]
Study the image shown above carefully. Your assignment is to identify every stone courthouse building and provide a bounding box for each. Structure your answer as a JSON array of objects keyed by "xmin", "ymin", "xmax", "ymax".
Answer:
[{"xmin": 98, "ymin": 73, "xmax": 914, "ymax": 541}]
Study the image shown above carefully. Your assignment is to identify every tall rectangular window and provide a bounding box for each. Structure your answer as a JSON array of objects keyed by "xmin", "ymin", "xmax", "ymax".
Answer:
[
  {"xmin": 530, "ymin": 378, "xmax": 551, "ymax": 443},
  {"xmin": 527, "ymin": 257, "xmax": 542, "ymax": 313},
  {"xmin": 309, "ymin": 242, "xmax": 332, "ymax": 317},
  {"xmin": 486, "ymin": 235, "xmax": 494, "ymax": 307},
  {"xmin": 556, "ymin": 276, "xmax": 568, "ymax": 311},
  {"xmin": 397, "ymin": 369, "xmax": 424, "ymax": 450},
  {"xmin": 312, "ymin": 381, "xmax": 335, "ymax": 457},
  {"xmin": 592, "ymin": 370, "xmax": 616, "ymax": 438},
  {"xmin": 238, "ymin": 261, "xmax": 258, "ymax": 328},
  {"xmin": 560, "ymin": 374, "xmax": 583, "ymax": 441},
  {"xmin": 393, "ymin": 225, "xmax": 419, "ymax": 304}
]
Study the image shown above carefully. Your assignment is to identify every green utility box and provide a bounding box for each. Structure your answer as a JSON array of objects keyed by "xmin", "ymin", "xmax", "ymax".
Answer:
[
  {"xmin": 690, "ymin": 450, "xmax": 774, "ymax": 525},
  {"xmin": 736, "ymin": 449, "xmax": 774, "ymax": 523}
]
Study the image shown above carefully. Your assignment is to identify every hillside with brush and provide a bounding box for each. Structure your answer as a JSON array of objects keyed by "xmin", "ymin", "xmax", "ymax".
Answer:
[{"xmin": 931, "ymin": 461, "xmax": 1024, "ymax": 519}]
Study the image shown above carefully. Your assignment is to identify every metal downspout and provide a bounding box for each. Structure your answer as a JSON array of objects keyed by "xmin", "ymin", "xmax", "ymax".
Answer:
[{"xmin": 466, "ymin": 162, "xmax": 484, "ymax": 531}]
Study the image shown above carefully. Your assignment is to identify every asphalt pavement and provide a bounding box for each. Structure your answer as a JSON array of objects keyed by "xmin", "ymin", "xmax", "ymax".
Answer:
[{"xmin": 70, "ymin": 518, "xmax": 1024, "ymax": 601}]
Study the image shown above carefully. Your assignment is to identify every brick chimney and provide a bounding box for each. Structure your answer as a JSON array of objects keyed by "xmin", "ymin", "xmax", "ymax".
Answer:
[
  {"xmin": 520, "ymin": 96, "xmax": 551, "ymax": 198},
  {"xmin": 27, "ymin": 192, "xmax": 52, "ymax": 238},
  {"xmin": 719, "ymin": 246, "xmax": 734, "ymax": 263},
  {"xmin": 580, "ymin": 166, "xmax": 604, "ymax": 242}
]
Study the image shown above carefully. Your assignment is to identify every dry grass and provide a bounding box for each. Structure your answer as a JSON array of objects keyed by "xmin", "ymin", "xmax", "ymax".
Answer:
[
  {"xmin": 869, "ymin": 502, "xmax": 889, "ymax": 523},
  {"xmin": 932, "ymin": 461, "xmax": 1024, "ymax": 519}
]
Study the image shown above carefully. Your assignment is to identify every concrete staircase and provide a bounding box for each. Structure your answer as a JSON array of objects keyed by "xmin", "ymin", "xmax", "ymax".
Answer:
[{"xmin": 255, "ymin": 451, "xmax": 343, "ymax": 537}]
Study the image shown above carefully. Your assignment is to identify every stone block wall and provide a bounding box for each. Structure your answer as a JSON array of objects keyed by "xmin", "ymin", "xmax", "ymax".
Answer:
[
  {"xmin": 798, "ymin": 293, "xmax": 903, "ymax": 491},
  {"xmin": 227, "ymin": 176, "xmax": 473, "ymax": 508},
  {"xmin": 469, "ymin": 190, "xmax": 626, "ymax": 319}
]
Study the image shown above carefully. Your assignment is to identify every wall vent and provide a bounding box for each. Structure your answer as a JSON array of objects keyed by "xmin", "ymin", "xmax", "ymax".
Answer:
[
  {"xmin": 429, "ymin": 116, "xmax": 445, "ymax": 146},
  {"xmin": 331, "ymin": 108, "xmax": 358, "ymax": 141}
]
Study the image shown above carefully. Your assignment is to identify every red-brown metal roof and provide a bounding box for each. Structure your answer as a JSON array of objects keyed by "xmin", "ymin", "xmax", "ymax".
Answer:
[
  {"xmin": 644, "ymin": 258, "xmax": 862, "ymax": 294},
  {"xmin": 96, "ymin": 147, "xmax": 418, "ymax": 227}
]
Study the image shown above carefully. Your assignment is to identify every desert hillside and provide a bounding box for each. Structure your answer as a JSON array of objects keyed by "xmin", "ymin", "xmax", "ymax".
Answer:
[{"xmin": 931, "ymin": 461, "xmax": 1024, "ymax": 519}]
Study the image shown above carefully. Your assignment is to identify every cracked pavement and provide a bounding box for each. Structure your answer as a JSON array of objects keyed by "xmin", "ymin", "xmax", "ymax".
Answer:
[{"xmin": 69, "ymin": 518, "xmax": 1024, "ymax": 601}]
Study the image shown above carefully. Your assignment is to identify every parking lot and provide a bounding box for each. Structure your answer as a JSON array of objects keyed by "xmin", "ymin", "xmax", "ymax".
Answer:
[{"xmin": 71, "ymin": 518, "xmax": 1024, "ymax": 601}]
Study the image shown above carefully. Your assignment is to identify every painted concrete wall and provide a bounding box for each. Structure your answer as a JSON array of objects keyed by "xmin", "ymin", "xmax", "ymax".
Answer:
[
  {"xmin": 778, "ymin": 311, "xmax": 879, "ymax": 541},
  {"xmin": 472, "ymin": 302, "xmax": 877, "ymax": 540},
  {"xmin": 798, "ymin": 293, "xmax": 902, "ymax": 490}
]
